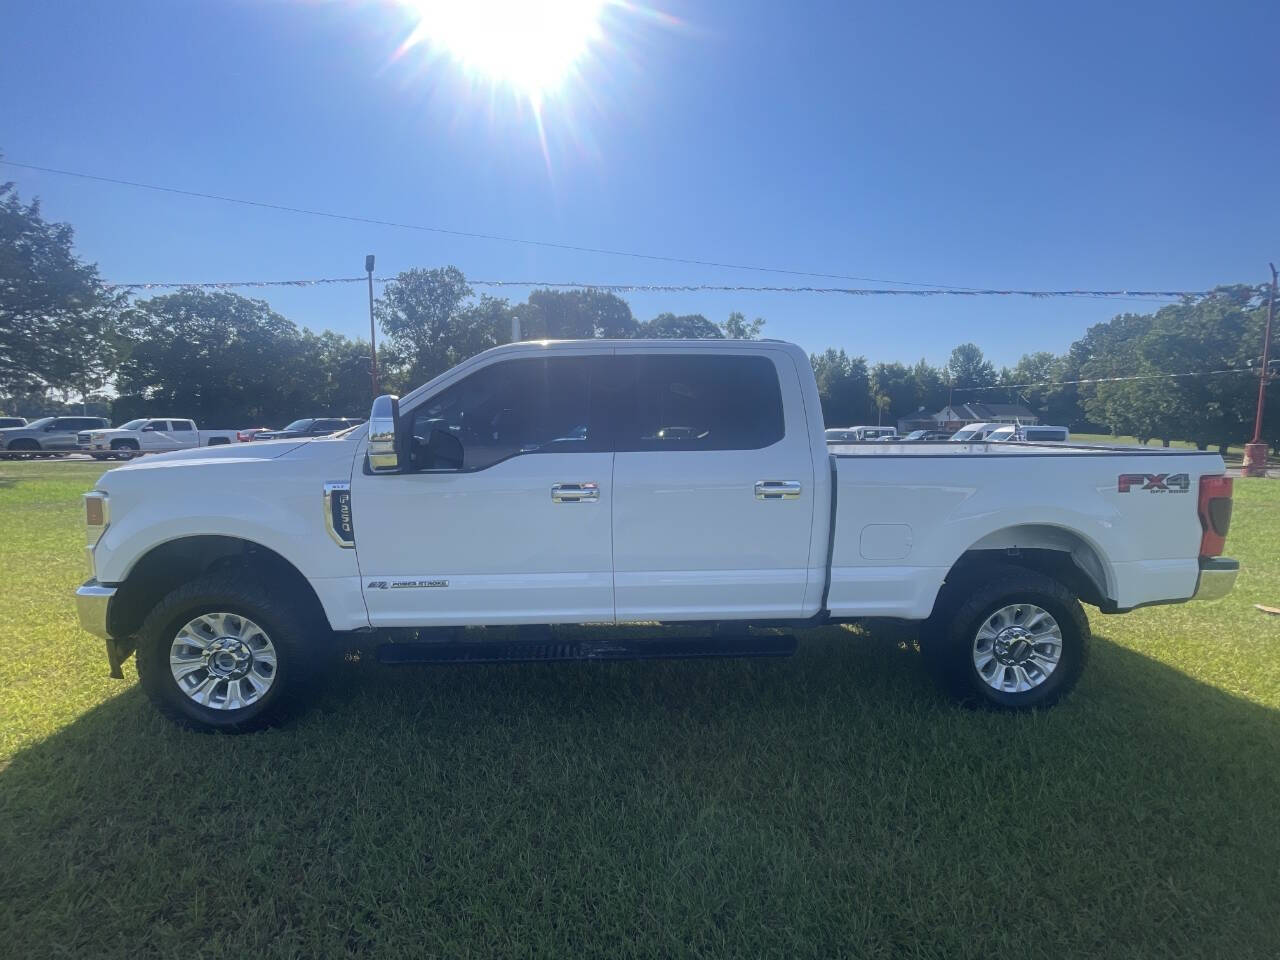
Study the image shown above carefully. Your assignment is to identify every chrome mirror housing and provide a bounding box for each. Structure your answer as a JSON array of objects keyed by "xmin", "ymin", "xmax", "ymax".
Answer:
[{"xmin": 367, "ymin": 394, "xmax": 401, "ymax": 473}]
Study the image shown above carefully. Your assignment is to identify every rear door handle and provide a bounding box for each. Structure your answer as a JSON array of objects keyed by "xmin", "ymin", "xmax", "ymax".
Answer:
[
  {"xmin": 755, "ymin": 480, "xmax": 802, "ymax": 500},
  {"xmin": 552, "ymin": 482, "xmax": 599, "ymax": 503}
]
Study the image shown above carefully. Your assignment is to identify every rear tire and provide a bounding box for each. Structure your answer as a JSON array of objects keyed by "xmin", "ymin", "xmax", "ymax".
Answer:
[
  {"xmin": 7, "ymin": 439, "xmax": 38, "ymax": 459},
  {"xmin": 921, "ymin": 565, "xmax": 1088, "ymax": 710},
  {"xmin": 135, "ymin": 574, "xmax": 322, "ymax": 732}
]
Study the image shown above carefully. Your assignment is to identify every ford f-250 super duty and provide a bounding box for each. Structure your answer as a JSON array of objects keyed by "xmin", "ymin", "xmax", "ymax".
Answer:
[{"xmin": 73, "ymin": 339, "xmax": 1239, "ymax": 731}]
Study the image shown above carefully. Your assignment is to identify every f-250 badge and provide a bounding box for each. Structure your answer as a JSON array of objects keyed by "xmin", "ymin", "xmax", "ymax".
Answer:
[{"xmin": 1117, "ymin": 473, "xmax": 1190, "ymax": 493}]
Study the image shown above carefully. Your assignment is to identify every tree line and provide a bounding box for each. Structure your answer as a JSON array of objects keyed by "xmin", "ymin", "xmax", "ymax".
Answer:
[{"xmin": 2, "ymin": 179, "xmax": 1276, "ymax": 449}]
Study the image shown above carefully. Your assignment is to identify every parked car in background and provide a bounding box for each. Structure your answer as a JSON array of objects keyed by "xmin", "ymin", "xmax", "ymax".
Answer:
[
  {"xmin": 251, "ymin": 417, "xmax": 364, "ymax": 441},
  {"xmin": 988, "ymin": 424, "xmax": 1071, "ymax": 443},
  {"xmin": 852, "ymin": 426, "xmax": 897, "ymax": 441},
  {"xmin": 901, "ymin": 429, "xmax": 954, "ymax": 442},
  {"xmin": 0, "ymin": 416, "xmax": 27, "ymax": 428},
  {"xmin": 79, "ymin": 419, "xmax": 240, "ymax": 460},
  {"xmin": 74, "ymin": 338, "xmax": 1238, "ymax": 731},
  {"xmin": 949, "ymin": 422, "xmax": 1002, "ymax": 442},
  {"xmin": 825, "ymin": 428, "xmax": 858, "ymax": 444},
  {"xmin": 236, "ymin": 427, "xmax": 275, "ymax": 442},
  {"xmin": 0, "ymin": 416, "xmax": 110, "ymax": 457}
]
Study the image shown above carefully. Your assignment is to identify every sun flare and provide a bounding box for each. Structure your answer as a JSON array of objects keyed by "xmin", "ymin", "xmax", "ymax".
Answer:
[{"xmin": 395, "ymin": 0, "xmax": 608, "ymax": 103}]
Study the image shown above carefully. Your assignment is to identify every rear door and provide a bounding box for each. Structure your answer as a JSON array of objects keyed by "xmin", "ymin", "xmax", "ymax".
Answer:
[
  {"xmin": 43, "ymin": 418, "xmax": 84, "ymax": 450},
  {"xmin": 608, "ymin": 349, "xmax": 817, "ymax": 622},
  {"xmin": 168, "ymin": 419, "xmax": 199, "ymax": 449}
]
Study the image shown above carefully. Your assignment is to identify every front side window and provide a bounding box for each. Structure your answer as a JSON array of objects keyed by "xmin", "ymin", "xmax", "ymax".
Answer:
[
  {"xmin": 408, "ymin": 356, "xmax": 601, "ymax": 471},
  {"xmin": 610, "ymin": 354, "xmax": 784, "ymax": 452}
]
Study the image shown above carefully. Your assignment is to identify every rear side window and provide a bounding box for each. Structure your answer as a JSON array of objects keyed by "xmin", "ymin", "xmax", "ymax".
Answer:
[
  {"xmin": 1025, "ymin": 428, "xmax": 1067, "ymax": 442},
  {"xmin": 410, "ymin": 356, "xmax": 605, "ymax": 470},
  {"xmin": 170, "ymin": 420, "xmax": 194, "ymax": 432},
  {"xmin": 610, "ymin": 354, "xmax": 785, "ymax": 452}
]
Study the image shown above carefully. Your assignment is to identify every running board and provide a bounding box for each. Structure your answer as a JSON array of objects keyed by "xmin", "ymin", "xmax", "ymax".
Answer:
[{"xmin": 375, "ymin": 634, "xmax": 798, "ymax": 665}]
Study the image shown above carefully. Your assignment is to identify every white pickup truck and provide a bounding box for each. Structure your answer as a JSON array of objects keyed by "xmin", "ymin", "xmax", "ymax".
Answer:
[
  {"xmin": 74, "ymin": 339, "xmax": 1239, "ymax": 731},
  {"xmin": 78, "ymin": 418, "xmax": 240, "ymax": 460}
]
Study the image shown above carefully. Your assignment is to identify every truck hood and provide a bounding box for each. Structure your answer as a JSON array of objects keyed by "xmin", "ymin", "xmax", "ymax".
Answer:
[{"xmin": 106, "ymin": 437, "xmax": 311, "ymax": 471}]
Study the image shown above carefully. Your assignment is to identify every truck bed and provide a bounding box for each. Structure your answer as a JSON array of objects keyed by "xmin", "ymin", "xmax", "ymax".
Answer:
[{"xmin": 825, "ymin": 443, "xmax": 1225, "ymax": 618}]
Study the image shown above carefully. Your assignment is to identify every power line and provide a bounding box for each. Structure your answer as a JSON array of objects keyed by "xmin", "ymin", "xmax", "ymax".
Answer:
[
  {"xmin": 96, "ymin": 274, "xmax": 1212, "ymax": 300},
  {"xmin": 2, "ymin": 159, "xmax": 972, "ymax": 289}
]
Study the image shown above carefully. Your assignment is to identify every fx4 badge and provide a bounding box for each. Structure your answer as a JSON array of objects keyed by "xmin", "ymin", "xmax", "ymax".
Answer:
[{"xmin": 1117, "ymin": 472, "xmax": 1190, "ymax": 494}]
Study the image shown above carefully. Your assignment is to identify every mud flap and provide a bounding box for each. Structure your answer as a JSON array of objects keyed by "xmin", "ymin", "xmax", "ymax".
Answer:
[{"xmin": 105, "ymin": 638, "xmax": 136, "ymax": 680}]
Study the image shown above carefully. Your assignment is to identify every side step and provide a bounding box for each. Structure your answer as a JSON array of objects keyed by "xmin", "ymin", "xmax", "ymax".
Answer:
[{"xmin": 375, "ymin": 634, "xmax": 798, "ymax": 665}]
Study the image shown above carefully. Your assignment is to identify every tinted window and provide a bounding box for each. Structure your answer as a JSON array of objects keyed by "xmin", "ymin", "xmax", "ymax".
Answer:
[
  {"xmin": 610, "ymin": 354, "xmax": 784, "ymax": 452},
  {"xmin": 145, "ymin": 420, "xmax": 168, "ymax": 430},
  {"xmin": 52, "ymin": 419, "xmax": 78, "ymax": 430},
  {"xmin": 409, "ymin": 356, "xmax": 602, "ymax": 471},
  {"xmin": 1025, "ymin": 428, "xmax": 1067, "ymax": 442},
  {"xmin": 309, "ymin": 420, "xmax": 341, "ymax": 432},
  {"xmin": 170, "ymin": 420, "xmax": 194, "ymax": 432}
]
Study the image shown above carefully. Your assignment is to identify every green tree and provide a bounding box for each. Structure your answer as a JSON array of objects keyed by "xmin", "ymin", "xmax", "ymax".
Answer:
[
  {"xmin": 721, "ymin": 311, "xmax": 766, "ymax": 339},
  {"xmin": 946, "ymin": 342, "xmax": 997, "ymax": 390},
  {"xmin": 811, "ymin": 348, "xmax": 872, "ymax": 426},
  {"xmin": 910, "ymin": 358, "xmax": 950, "ymax": 414},
  {"xmin": 0, "ymin": 179, "xmax": 126, "ymax": 402},
  {"xmin": 638, "ymin": 312, "xmax": 724, "ymax": 339},
  {"xmin": 869, "ymin": 361, "xmax": 917, "ymax": 423},
  {"xmin": 117, "ymin": 289, "xmax": 332, "ymax": 426},
  {"xmin": 518, "ymin": 288, "xmax": 636, "ymax": 339},
  {"xmin": 376, "ymin": 267, "xmax": 497, "ymax": 387}
]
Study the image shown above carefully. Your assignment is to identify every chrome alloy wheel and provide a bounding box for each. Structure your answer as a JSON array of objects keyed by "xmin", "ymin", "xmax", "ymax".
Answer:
[
  {"xmin": 169, "ymin": 612, "xmax": 278, "ymax": 710},
  {"xmin": 972, "ymin": 603, "xmax": 1063, "ymax": 694}
]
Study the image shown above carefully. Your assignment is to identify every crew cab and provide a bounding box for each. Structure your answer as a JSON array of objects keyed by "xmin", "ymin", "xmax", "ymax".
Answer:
[
  {"xmin": 73, "ymin": 340, "xmax": 1239, "ymax": 731},
  {"xmin": 79, "ymin": 419, "xmax": 240, "ymax": 459}
]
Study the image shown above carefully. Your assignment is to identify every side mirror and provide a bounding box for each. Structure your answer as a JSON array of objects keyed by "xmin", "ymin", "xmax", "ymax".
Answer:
[
  {"xmin": 367, "ymin": 394, "xmax": 401, "ymax": 472},
  {"xmin": 426, "ymin": 428, "xmax": 464, "ymax": 470},
  {"xmin": 44, "ymin": 424, "xmax": 57, "ymax": 432}
]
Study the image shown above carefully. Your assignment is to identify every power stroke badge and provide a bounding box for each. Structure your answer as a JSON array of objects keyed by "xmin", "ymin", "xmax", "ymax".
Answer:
[{"xmin": 367, "ymin": 579, "xmax": 450, "ymax": 590}]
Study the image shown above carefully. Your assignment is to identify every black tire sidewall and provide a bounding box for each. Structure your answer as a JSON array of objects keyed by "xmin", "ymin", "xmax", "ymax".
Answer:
[
  {"xmin": 943, "ymin": 572, "xmax": 1088, "ymax": 710},
  {"xmin": 136, "ymin": 577, "xmax": 309, "ymax": 731}
]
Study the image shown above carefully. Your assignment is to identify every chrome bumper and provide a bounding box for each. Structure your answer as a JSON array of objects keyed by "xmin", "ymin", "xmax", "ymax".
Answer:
[
  {"xmin": 75, "ymin": 580, "xmax": 117, "ymax": 639},
  {"xmin": 1193, "ymin": 558, "xmax": 1239, "ymax": 602}
]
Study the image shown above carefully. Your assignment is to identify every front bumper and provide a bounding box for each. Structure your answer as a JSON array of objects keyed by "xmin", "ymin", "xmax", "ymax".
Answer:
[
  {"xmin": 1193, "ymin": 557, "xmax": 1239, "ymax": 602},
  {"xmin": 75, "ymin": 580, "xmax": 117, "ymax": 639}
]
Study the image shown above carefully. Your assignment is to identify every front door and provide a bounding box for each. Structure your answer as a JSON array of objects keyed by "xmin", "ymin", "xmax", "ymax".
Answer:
[
  {"xmin": 352, "ymin": 353, "xmax": 615, "ymax": 627},
  {"xmin": 608, "ymin": 350, "xmax": 817, "ymax": 622},
  {"xmin": 140, "ymin": 420, "xmax": 177, "ymax": 451}
]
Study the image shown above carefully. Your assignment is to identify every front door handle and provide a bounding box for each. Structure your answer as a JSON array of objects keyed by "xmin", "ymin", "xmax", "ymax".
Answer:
[
  {"xmin": 552, "ymin": 482, "xmax": 599, "ymax": 503},
  {"xmin": 755, "ymin": 480, "xmax": 802, "ymax": 500}
]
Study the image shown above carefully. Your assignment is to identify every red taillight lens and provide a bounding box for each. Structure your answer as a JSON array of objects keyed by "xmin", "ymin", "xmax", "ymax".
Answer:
[
  {"xmin": 1197, "ymin": 475, "xmax": 1233, "ymax": 557},
  {"xmin": 237, "ymin": 431, "xmax": 249, "ymax": 442}
]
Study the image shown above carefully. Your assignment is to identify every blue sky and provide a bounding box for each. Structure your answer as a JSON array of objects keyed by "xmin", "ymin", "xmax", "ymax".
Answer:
[{"xmin": 3, "ymin": 0, "xmax": 1277, "ymax": 369}]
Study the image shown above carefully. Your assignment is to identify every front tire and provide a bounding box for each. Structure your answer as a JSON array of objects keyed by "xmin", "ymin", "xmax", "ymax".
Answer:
[
  {"xmin": 111, "ymin": 440, "xmax": 139, "ymax": 460},
  {"xmin": 135, "ymin": 574, "xmax": 319, "ymax": 731},
  {"xmin": 923, "ymin": 566, "xmax": 1088, "ymax": 710}
]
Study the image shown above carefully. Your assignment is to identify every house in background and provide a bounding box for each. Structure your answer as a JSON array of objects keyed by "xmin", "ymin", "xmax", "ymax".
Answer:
[{"xmin": 898, "ymin": 401, "xmax": 1039, "ymax": 435}]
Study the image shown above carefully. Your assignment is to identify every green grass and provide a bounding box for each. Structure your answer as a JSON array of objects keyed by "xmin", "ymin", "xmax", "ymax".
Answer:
[{"xmin": 2, "ymin": 460, "xmax": 1279, "ymax": 958}]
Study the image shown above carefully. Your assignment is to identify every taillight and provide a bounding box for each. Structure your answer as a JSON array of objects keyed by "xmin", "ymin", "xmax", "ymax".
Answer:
[
  {"xmin": 1197, "ymin": 475, "xmax": 1233, "ymax": 557},
  {"xmin": 237, "ymin": 431, "xmax": 250, "ymax": 442}
]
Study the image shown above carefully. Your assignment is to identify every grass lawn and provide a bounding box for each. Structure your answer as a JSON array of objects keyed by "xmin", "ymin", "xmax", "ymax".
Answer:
[{"xmin": 1, "ymin": 460, "xmax": 1279, "ymax": 958}]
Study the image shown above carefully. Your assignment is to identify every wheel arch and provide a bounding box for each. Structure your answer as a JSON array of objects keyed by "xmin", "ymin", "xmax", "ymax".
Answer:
[
  {"xmin": 109, "ymin": 535, "xmax": 330, "ymax": 639},
  {"xmin": 939, "ymin": 523, "xmax": 1113, "ymax": 611}
]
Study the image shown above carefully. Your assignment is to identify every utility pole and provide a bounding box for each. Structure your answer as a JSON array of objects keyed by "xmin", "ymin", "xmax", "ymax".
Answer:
[
  {"xmin": 1243, "ymin": 263, "xmax": 1277, "ymax": 477},
  {"xmin": 365, "ymin": 254, "xmax": 378, "ymax": 398}
]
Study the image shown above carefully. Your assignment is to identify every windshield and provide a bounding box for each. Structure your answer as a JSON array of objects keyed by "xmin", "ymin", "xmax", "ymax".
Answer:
[
  {"xmin": 904, "ymin": 431, "xmax": 925, "ymax": 440},
  {"xmin": 282, "ymin": 419, "xmax": 315, "ymax": 432},
  {"xmin": 120, "ymin": 419, "xmax": 147, "ymax": 430},
  {"xmin": 950, "ymin": 429, "xmax": 979, "ymax": 441},
  {"xmin": 24, "ymin": 417, "xmax": 54, "ymax": 429}
]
